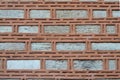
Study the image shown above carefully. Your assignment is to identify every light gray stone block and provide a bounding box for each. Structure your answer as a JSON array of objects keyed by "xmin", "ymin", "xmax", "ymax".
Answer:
[
  {"xmin": 0, "ymin": 10, "xmax": 24, "ymax": 18},
  {"xmin": 76, "ymin": 25, "xmax": 100, "ymax": 34},
  {"xmin": 31, "ymin": 43, "xmax": 52, "ymax": 51},
  {"xmin": 0, "ymin": 26, "xmax": 12, "ymax": 32},
  {"xmin": 46, "ymin": 60, "xmax": 67, "ymax": 70},
  {"xmin": 104, "ymin": 0, "xmax": 119, "ymax": 2},
  {"xmin": 106, "ymin": 25, "xmax": 116, "ymax": 34},
  {"xmin": 18, "ymin": 26, "xmax": 38, "ymax": 33},
  {"xmin": 112, "ymin": 10, "xmax": 120, "ymax": 18},
  {"xmin": 0, "ymin": 43, "xmax": 25, "ymax": 51},
  {"xmin": 44, "ymin": 26, "xmax": 70, "ymax": 34},
  {"xmin": 56, "ymin": 10, "xmax": 88, "ymax": 18},
  {"xmin": 109, "ymin": 60, "xmax": 116, "ymax": 70},
  {"xmin": 30, "ymin": 10, "xmax": 51, "ymax": 18},
  {"xmin": 56, "ymin": 43, "xmax": 85, "ymax": 51},
  {"xmin": 7, "ymin": 60, "xmax": 40, "ymax": 69},
  {"xmin": 93, "ymin": 10, "xmax": 107, "ymax": 18},
  {"xmin": 92, "ymin": 43, "xmax": 120, "ymax": 50},
  {"xmin": 74, "ymin": 60, "xmax": 103, "ymax": 70}
]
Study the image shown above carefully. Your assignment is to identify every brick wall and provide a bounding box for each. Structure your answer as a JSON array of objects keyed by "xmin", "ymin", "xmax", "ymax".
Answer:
[{"xmin": 0, "ymin": 0, "xmax": 119, "ymax": 80}]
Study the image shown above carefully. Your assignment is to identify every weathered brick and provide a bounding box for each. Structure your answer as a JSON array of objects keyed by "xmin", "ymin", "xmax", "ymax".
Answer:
[
  {"xmin": 7, "ymin": 60, "xmax": 40, "ymax": 69},
  {"xmin": 93, "ymin": 10, "xmax": 107, "ymax": 18},
  {"xmin": 31, "ymin": 43, "xmax": 52, "ymax": 51},
  {"xmin": 18, "ymin": 26, "xmax": 38, "ymax": 33},
  {"xmin": 0, "ymin": 43, "xmax": 25, "ymax": 51},
  {"xmin": 46, "ymin": 60, "xmax": 67, "ymax": 70},
  {"xmin": 44, "ymin": 26, "xmax": 70, "ymax": 34},
  {"xmin": 0, "ymin": 10, "xmax": 24, "ymax": 18},
  {"xmin": 0, "ymin": 79, "xmax": 20, "ymax": 80},
  {"xmin": 106, "ymin": 25, "xmax": 116, "ymax": 34},
  {"xmin": 79, "ymin": 0, "xmax": 97, "ymax": 2},
  {"xmin": 0, "ymin": 26, "xmax": 12, "ymax": 33},
  {"xmin": 76, "ymin": 25, "xmax": 100, "ymax": 34},
  {"xmin": 92, "ymin": 43, "xmax": 120, "ymax": 50},
  {"xmin": 56, "ymin": 10, "xmax": 88, "ymax": 18},
  {"xmin": 109, "ymin": 60, "xmax": 116, "ymax": 70},
  {"xmin": 30, "ymin": 10, "xmax": 51, "ymax": 18},
  {"xmin": 74, "ymin": 60, "xmax": 103, "ymax": 70},
  {"xmin": 112, "ymin": 10, "xmax": 120, "ymax": 18},
  {"xmin": 56, "ymin": 43, "xmax": 85, "ymax": 51}
]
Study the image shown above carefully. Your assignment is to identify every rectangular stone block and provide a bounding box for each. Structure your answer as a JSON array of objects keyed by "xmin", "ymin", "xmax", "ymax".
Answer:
[
  {"xmin": 56, "ymin": 43, "xmax": 85, "ymax": 51},
  {"xmin": 74, "ymin": 60, "xmax": 103, "ymax": 70},
  {"xmin": 56, "ymin": 10, "xmax": 88, "ymax": 18},
  {"xmin": 30, "ymin": 10, "xmax": 51, "ymax": 18},
  {"xmin": 18, "ymin": 26, "xmax": 38, "ymax": 33},
  {"xmin": 46, "ymin": 60, "xmax": 67, "ymax": 70},
  {"xmin": 0, "ymin": 10, "xmax": 24, "ymax": 18},
  {"xmin": 0, "ymin": 43, "xmax": 25, "ymax": 51},
  {"xmin": 31, "ymin": 43, "xmax": 52, "ymax": 51},
  {"xmin": 0, "ymin": 26, "xmax": 12, "ymax": 33},
  {"xmin": 106, "ymin": 25, "xmax": 116, "ymax": 34},
  {"xmin": 104, "ymin": 0, "xmax": 119, "ymax": 2},
  {"xmin": 7, "ymin": 60, "xmax": 40, "ymax": 69},
  {"xmin": 92, "ymin": 43, "xmax": 120, "ymax": 50},
  {"xmin": 112, "ymin": 10, "xmax": 120, "ymax": 18},
  {"xmin": 93, "ymin": 10, "xmax": 107, "ymax": 18},
  {"xmin": 44, "ymin": 26, "xmax": 70, "ymax": 34},
  {"xmin": 76, "ymin": 25, "xmax": 100, "ymax": 34},
  {"xmin": 109, "ymin": 60, "xmax": 116, "ymax": 70}
]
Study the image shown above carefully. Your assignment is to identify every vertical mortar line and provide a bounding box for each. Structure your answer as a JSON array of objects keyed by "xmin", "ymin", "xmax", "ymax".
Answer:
[
  {"xmin": 86, "ymin": 41, "xmax": 91, "ymax": 51},
  {"xmin": 26, "ymin": 40, "xmax": 31, "ymax": 53},
  {"xmin": 53, "ymin": 41, "xmax": 56, "ymax": 51},
  {"xmin": 117, "ymin": 59, "xmax": 120, "ymax": 70},
  {"xmin": 107, "ymin": 8, "xmax": 110, "ymax": 18},
  {"xmin": 38, "ymin": 23, "xmax": 41, "ymax": 34},
  {"xmin": 109, "ymin": 8, "xmax": 112, "ymax": 18},
  {"xmin": 42, "ymin": 59, "xmax": 45, "ymax": 70},
  {"xmin": 24, "ymin": 9, "xmax": 29, "ymax": 19},
  {"xmin": 104, "ymin": 59, "xmax": 107, "ymax": 70},
  {"xmin": 117, "ymin": 24, "xmax": 119, "ymax": 35},
  {"xmin": 51, "ymin": 9, "xmax": 56, "ymax": 19},
  {"xmin": 71, "ymin": 59, "xmax": 74, "ymax": 70},
  {"xmin": 89, "ymin": 8, "xmax": 92, "ymax": 20},
  {"xmin": 102, "ymin": 24, "xmax": 106, "ymax": 34},
  {"xmin": 41, "ymin": 24, "xmax": 44, "ymax": 34},
  {"xmin": 2, "ymin": 58, "xmax": 7, "ymax": 71},
  {"xmin": 67, "ymin": 59, "xmax": 70, "ymax": 70},
  {"xmin": 13, "ymin": 25, "xmax": 17, "ymax": 34},
  {"xmin": 71, "ymin": 24, "xmax": 75, "ymax": 34}
]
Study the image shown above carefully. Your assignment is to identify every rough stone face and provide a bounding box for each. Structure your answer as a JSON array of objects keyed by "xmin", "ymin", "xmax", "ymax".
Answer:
[
  {"xmin": 56, "ymin": 10, "xmax": 88, "ymax": 18},
  {"xmin": 76, "ymin": 25, "xmax": 100, "ymax": 34},
  {"xmin": 56, "ymin": 43, "xmax": 86, "ymax": 51},
  {"xmin": 0, "ymin": 10, "xmax": 24, "ymax": 18},
  {"xmin": 0, "ymin": 26, "xmax": 12, "ymax": 33},
  {"xmin": 18, "ymin": 26, "xmax": 38, "ymax": 33},
  {"xmin": 109, "ymin": 60, "xmax": 116, "ymax": 70},
  {"xmin": 0, "ymin": 43, "xmax": 25, "ymax": 51},
  {"xmin": 106, "ymin": 25, "xmax": 116, "ymax": 34},
  {"xmin": 7, "ymin": 60, "xmax": 40, "ymax": 69},
  {"xmin": 46, "ymin": 60, "xmax": 67, "ymax": 70},
  {"xmin": 30, "ymin": 10, "xmax": 51, "ymax": 18},
  {"xmin": 112, "ymin": 10, "xmax": 120, "ymax": 17},
  {"xmin": 74, "ymin": 60, "xmax": 103, "ymax": 70},
  {"xmin": 44, "ymin": 26, "xmax": 70, "ymax": 34},
  {"xmin": 104, "ymin": 0, "xmax": 119, "ymax": 2},
  {"xmin": 92, "ymin": 43, "xmax": 120, "ymax": 50},
  {"xmin": 31, "ymin": 43, "xmax": 52, "ymax": 51},
  {"xmin": 93, "ymin": 10, "xmax": 107, "ymax": 18}
]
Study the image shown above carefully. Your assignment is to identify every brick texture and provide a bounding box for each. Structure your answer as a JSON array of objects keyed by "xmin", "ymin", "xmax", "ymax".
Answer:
[{"xmin": 0, "ymin": 0, "xmax": 119, "ymax": 80}]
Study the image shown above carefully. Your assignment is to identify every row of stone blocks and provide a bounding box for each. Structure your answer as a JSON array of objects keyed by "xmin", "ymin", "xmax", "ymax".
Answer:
[{"xmin": 0, "ymin": 10, "xmax": 119, "ymax": 18}]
